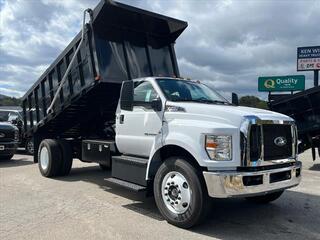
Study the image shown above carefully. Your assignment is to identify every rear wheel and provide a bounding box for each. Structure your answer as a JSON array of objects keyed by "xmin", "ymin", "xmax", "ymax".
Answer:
[
  {"xmin": 154, "ymin": 157, "xmax": 209, "ymax": 229},
  {"xmin": 57, "ymin": 140, "xmax": 73, "ymax": 176},
  {"xmin": 245, "ymin": 190, "xmax": 284, "ymax": 204},
  {"xmin": 38, "ymin": 139, "xmax": 62, "ymax": 177}
]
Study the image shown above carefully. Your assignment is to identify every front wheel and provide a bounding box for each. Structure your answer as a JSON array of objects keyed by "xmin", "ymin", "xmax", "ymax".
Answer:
[
  {"xmin": 153, "ymin": 157, "xmax": 209, "ymax": 229},
  {"xmin": 245, "ymin": 190, "xmax": 284, "ymax": 204}
]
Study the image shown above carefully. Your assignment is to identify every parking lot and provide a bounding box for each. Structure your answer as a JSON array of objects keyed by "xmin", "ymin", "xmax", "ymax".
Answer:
[{"xmin": 0, "ymin": 150, "xmax": 319, "ymax": 240}]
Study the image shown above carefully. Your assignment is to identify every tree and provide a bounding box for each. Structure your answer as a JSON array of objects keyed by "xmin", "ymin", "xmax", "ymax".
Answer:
[
  {"xmin": 0, "ymin": 95, "xmax": 22, "ymax": 106},
  {"xmin": 239, "ymin": 96, "xmax": 268, "ymax": 109}
]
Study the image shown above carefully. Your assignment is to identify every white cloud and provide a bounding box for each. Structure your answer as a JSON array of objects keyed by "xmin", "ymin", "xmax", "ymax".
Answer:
[
  {"xmin": 0, "ymin": 0, "xmax": 319, "ymax": 98},
  {"xmin": 0, "ymin": 0, "xmax": 99, "ymax": 97},
  {"xmin": 0, "ymin": 63, "xmax": 47, "ymax": 97}
]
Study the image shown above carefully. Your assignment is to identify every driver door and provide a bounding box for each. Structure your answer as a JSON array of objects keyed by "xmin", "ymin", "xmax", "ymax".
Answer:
[{"xmin": 116, "ymin": 81, "xmax": 163, "ymax": 157}]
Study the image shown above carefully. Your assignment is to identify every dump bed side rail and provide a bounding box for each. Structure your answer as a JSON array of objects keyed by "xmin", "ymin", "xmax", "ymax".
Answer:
[
  {"xmin": 47, "ymin": 9, "xmax": 94, "ymax": 115},
  {"xmin": 21, "ymin": 0, "xmax": 187, "ymax": 139}
]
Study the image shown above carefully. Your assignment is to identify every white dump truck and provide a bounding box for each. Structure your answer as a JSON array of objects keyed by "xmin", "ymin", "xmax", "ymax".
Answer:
[{"xmin": 22, "ymin": 0, "xmax": 301, "ymax": 228}]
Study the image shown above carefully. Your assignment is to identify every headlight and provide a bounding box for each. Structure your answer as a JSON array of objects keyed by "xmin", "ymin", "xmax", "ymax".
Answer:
[{"xmin": 205, "ymin": 135, "xmax": 232, "ymax": 161}]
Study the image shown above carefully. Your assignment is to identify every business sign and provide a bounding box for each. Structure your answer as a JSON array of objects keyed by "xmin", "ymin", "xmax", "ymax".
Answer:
[
  {"xmin": 258, "ymin": 75, "xmax": 305, "ymax": 92},
  {"xmin": 297, "ymin": 46, "xmax": 320, "ymax": 71}
]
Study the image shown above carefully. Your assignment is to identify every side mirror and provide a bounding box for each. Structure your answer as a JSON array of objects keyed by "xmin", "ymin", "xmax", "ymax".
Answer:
[
  {"xmin": 11, "ymin": 119, "xmax": 18, "ymax": 125},
  {"xmin": 232, "ymin": 92, "xmax": 239, "ymax": 106},
  {"xmin": 120, "ymin": 81, "xmax": 133, "ymax": 111},
  {"xmin": 151, "ymin": 98, "xmax": 162, "ymax": 112}
]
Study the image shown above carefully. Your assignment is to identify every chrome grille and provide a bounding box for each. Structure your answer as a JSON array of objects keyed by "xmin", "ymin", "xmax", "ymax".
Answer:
[
  {"xmin": 0, "ymin": 130, "xmax": 15, "ymax": 142},
  {"xmin": 262, "ymin": 124, "xmax": 293, "ymax": 160},
  {"xmin": 240, "ymin": 117, "xmax": 297, "ymax": 167}
]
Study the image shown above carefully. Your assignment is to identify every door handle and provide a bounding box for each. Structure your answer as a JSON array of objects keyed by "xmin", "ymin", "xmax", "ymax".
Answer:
[{"xmin": 119, "ymin": 114, "xmax": 124, "ymax": 124}]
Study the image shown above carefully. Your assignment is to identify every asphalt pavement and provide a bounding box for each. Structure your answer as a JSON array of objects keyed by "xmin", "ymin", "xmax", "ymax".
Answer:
[{"xmin": 0, "ymin": 150, "xmax": 319, "ymax": 240}]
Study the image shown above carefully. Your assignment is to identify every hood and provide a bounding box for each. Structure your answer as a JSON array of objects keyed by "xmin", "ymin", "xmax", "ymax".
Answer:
[
  {"xmin": 0, "ymin": 122, "xmax": 18, "ymax": 131},
  {"xmin": 166, "ymin": 102, "xmax": 293, "ymax": 127}
]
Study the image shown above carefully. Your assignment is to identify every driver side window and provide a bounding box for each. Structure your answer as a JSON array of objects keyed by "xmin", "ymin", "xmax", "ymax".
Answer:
[{"xmin": 133, "ymin": 81, "xmax": 158, "ymax": 108}]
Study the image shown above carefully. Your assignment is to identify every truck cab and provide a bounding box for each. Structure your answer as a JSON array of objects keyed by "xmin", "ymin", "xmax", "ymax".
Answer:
[{"xmin": 112, "ymin": 77, "xmax": 301, "ymax": 227}]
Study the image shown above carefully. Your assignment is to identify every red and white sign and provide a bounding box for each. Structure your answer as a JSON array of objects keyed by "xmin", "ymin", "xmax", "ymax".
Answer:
[
  {"xmin": 297, "ymin": 58, "xmax": 320, "ymax": 71},
  {"xmin": 297, "ymin": 46, "xmax": 320, "ymax": 71}
]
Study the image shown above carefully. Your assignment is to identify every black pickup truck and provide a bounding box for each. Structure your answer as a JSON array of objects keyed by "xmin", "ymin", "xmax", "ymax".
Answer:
[
  {"xmin": 0, "ymin": 121, "xmax": 19, "ymax": 160},
  {"xmin": 0, "ymin": 108, "xmax": 34, "ymax": 155}
]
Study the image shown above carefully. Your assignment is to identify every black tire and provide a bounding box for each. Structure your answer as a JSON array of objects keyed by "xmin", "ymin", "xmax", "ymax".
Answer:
[
  {"xmin": 154, "ymin": 157, "xmax": 209, "ymax": 229},
  {"xmin": 57, "ymin": 140, "xmax": 73, "ymax": 176},
  {"xmin": 38, "ymin": 139, "xmax": 62, "ymax": 177},
  {"xmin": 245, "ymin": 190, "xmax": 284, "ymax": 204},
  {"xmin": 25, "ymin": 138, "xmax": 34, "ymax": 155},
  {"xmin": 99, "ymin": 164, "xmax": 110, "ymax": 171}
]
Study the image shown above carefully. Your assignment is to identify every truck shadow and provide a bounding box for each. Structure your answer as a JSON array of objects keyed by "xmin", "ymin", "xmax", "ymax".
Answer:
[
  {"xmin": 122, "ymin": 191, "xmax": 320, "ymax": 240},
  {"xmin": 57, "ymin": 164, "xmax": 155, "ymax": 200},
  {"xmin": 309, "ymin": 164, "xmax": 320, "ymax": 171},
  {"xmin": 0, "ymin": 155, "xmax": 34, "ymax": 168},
  {"xmin": 191, "ymin": 192, "xmax": 320, "ymax": 239},
  {"xmin": 57, "ymin": 164, "xmax": 320, "ymax": 239},
  {"xmin": 56, "ymin": 164, "xmax": 164, "ymax": 221}
]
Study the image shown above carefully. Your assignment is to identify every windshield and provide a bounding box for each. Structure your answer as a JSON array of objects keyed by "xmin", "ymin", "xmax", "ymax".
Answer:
[
  {"xmin": 156, "ymin": 78, "xmax": 230, "ymax": 104},
  {"xmin": 0, "ymin": 111, "xmax": 19, "ymax": 122}
]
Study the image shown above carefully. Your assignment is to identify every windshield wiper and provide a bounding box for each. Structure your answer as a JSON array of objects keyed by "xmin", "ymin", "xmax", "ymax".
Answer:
[
  {"xmin": 210, "ymin": 100, "xmax": 230, "ymax": 105},
  {"xmin": 172, "ymin": 99, "xmax": 230, "ymax": 105},
  {"xmin": 193, "ymin": 99, "xmax": 230, "ymax": 105}
]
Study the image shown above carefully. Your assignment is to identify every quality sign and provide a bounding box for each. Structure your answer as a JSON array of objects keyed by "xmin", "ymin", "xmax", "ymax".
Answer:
[
  {"xmin": 297, "ymin": 46, "xmax": 320, "ymax": 71},
  {"xmin": 258, "ymin": 75, "xmax": 305, "ymax": 92}
]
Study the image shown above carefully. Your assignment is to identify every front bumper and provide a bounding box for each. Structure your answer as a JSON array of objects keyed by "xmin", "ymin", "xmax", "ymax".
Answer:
[
  {"xmin": 203, "ymin": 161, "xmax": 302, "ymax": 198},
  {"xmin": 0, "ymin": 142, "xmax": 18, "ymax": 156}
]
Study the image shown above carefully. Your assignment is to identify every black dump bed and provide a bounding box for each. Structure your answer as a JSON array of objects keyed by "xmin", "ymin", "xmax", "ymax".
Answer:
[
  {"xmin": 269, "ymin": 86, "xmax": 320, "ymax": 150},
  {"xmin": 22, "ymin": 0, "xmax": 187, "ymax": 139}
]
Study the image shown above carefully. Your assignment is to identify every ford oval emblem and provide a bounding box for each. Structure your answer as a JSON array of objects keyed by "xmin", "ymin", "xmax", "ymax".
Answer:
[
  {"xmin": 0, "ymin": 133, "xmax": 5, "ymax": 138},
  {"xmin": 274, "ymin": 136, "xmax": 287, "ymax": 147}
]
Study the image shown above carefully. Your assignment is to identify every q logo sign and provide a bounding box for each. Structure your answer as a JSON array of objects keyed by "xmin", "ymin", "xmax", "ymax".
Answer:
[{"xmin": 264, "ymin": 79, "xmax": 275, "ymax": 89}]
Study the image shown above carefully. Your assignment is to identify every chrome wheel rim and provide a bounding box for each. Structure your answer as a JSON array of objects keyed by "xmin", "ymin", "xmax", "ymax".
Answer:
[
  {"xmin": 161, "ymin": 171, "xmax": 191, "ymax": 214},
  {"xmin": 40, "ymin": 146, "xmax": 49, "ymax": 170}
]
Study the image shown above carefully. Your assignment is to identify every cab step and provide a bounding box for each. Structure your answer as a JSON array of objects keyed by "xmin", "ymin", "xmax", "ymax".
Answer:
[
  {"xmin": 105, "ymin": 177, "xmax": 147, "ymax": 192},
  {"xmin": 112, "ymin": 155, "xmax": 148, "ymax": 186}
]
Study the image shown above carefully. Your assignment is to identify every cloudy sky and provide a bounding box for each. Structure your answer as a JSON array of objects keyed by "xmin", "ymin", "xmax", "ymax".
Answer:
[{"xmin": 0, "ymin": 0, "xmax": 319, "ymax": 100}]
